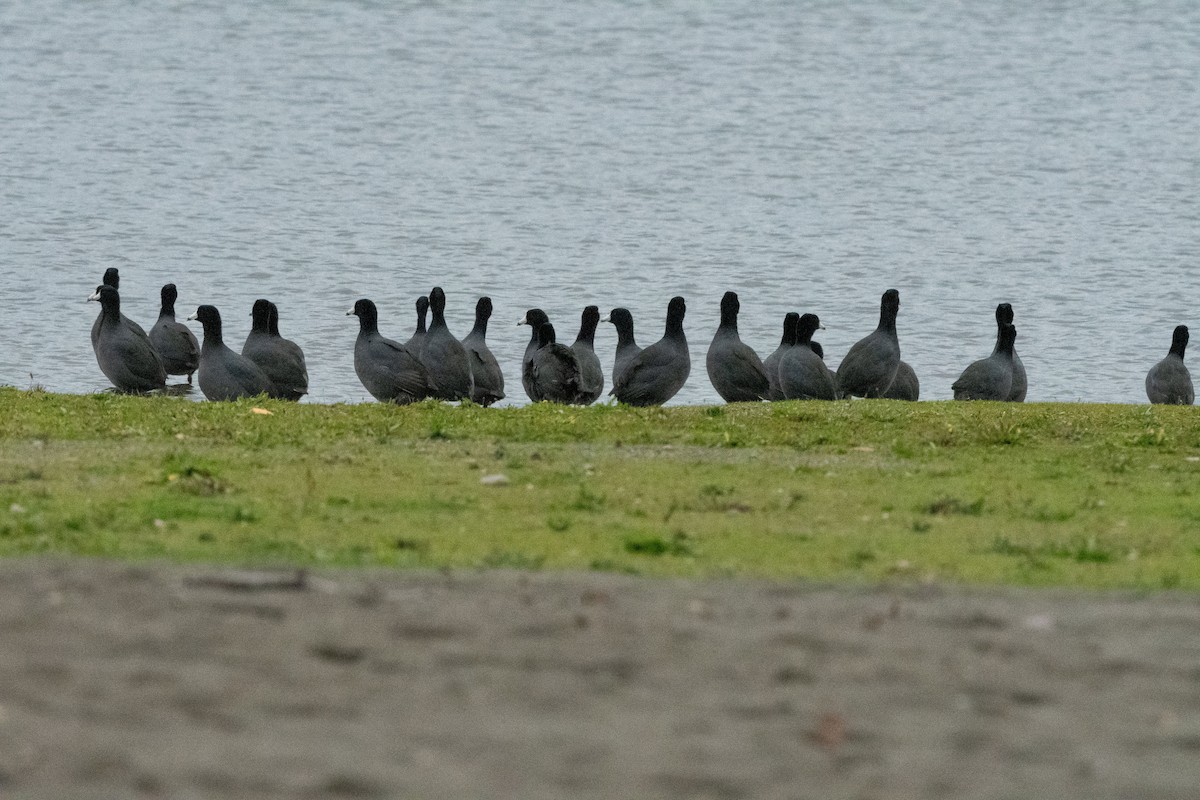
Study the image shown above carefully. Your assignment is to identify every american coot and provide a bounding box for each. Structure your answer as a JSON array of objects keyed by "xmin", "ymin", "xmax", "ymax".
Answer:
[
  {"xmin": 881, "ymin": 361, "xmax": 920, "ymax": 401},
  {"xmin": 603, "ymin": 307, "xmax": 642, "ymax": 386},
  {"xmin": 89, "ymin": 285, "xmax": 166, "ymax": 393},
  {"xmin": 404, "ymin": 295, "xmax": 430, "ymax": 353},
  {"xmin": 267, "ymin": 302, "xmax": 309, "ymax": 400},
  {"xmin": 836, "ymin": 289, "xmax": 901, "ymax": 398},
  {"xmin": 462, "ymin": 296, "xmax": 505, "ymax": 407},
  {"xmin": 1146, "ymin": 325, "xmax": 1194, "ymax": 405},
  {"xmin": 148, "ymin": 283, "xmax": 199, "ymax": 384},
  {"xmin": 421, "ymin": 287, "xmax": 474, "ymax": 401},
  {"xmin": 347, "ymin": 299, "xmax": 428, "ymax": 404},
  {"xmin": 242, "ymin": 299, "xmax": 308, "ymax": 401},
  {"xmin": 779, "ymin": 314, "xmax": 838, "ymax": 401},
  {"xmin": 526, "ymin": 323, "xmax": 583, "ymax": 403},
  {"xmin": 611, "ymin": 296, "xmax": 690, "ymax": 406},
  {"xmin": 763, "ymin": 313, "xmax": 799, "ymax": 401},
  {"xmin": 518, "ymin": 308, "xmax": 552, "ymax": 401},
  {"xmin": 706, "ymin": 291, "xmax": 770, "ymax": 403},
  {"xmin": 953, "ymin": 323, "xmax": 1017, "ymax": 401},
  {"xmin": 187, "ymin": 305, "xmax": 275, "ymax": 401},
  {"xmin": 90, "ymin": 268, "xmax": 124, "ymax": 350},
  {"xmin": 994, "ymin": 303, "xmax": 1027, "ymax": 402},
  {"xmin": 571, "ymin": 305, "xmax": 604, "ymax": 405}
]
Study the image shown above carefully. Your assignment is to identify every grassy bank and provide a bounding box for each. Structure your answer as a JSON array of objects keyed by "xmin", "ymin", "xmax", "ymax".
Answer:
[{"xmin": 1, "ymin": 386, "xmax": 1199, "ymax": 588}]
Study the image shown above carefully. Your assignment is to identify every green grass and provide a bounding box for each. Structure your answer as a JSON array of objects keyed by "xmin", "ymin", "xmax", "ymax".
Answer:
[{"xmin": 2, "ymin": 386, "xmax": 1199, "ymax": 589}]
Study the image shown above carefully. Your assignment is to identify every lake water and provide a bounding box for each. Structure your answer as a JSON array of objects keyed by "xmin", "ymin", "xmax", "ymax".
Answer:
[{"xmin": 3, "ymin": 1, "xmax": 1198, "ymax": 405}]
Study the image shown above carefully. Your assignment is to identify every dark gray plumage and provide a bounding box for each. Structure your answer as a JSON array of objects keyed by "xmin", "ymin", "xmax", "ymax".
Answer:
[
  {"xmin": 571, "ymin": 305, "xmax": 604, "ymax": 405},
  {"xmin": 881, "ymin": 361, "xmax": 919, "ymax": 401},
  {"xmin": 420, "ymin": 287, "xmax": 473, "ymax": 401},
  {"xmin": 347, "ymin": 299, "xmax": 428, "ymax": 404},
  {"xmin": 518, "ymin": 308, "xmax": 551, "ymax": 401},
  {"xmin": 611, "ymin": 296, "xmax": 690, "ymax": 407},
  {"xmin": 462, "ymin": 296, "xmax": 505, "ymax": 406},
  {"xmin": 149, "ymin": 283, "xmax": 199, "ymax": 384},
  {"xmin": 242, "ymin": 299, "xmax": 308, "ymax": 401},
  {"xmin": 836, "ymin": 289, "xmax": 901, "ymax": 398},
  {"xmin": 89, "ymin": 285, "xmax": 166, "ymax": 393},
  {"xmin": 90, "ymin": 268, "xmax": 123, "ymax": 350},
  {"xmin": 188, "ymin": 305, "xmax": 274, "ymax": 401},
  {"xmin": 404, "ymin": 295, "xmax": 430, "ymax": 353},
  {"xmin": 779, "ymin": 314, "xmax": 838, "ymax": 401},
  {"xmin": 1146, "ymin": 325, "xmax": 1193, "ymax": 405},
  {"xmin": 604, "ymin": 307, "xmax": 642, "ymax": 387},
  {"xmin": 267, "ymin": 302, "xmax": 308, "ymax": 399},
  {"xmin": 763, "ymin": 313, "xmax": 798, "ymax": 401},
  {"xmin": 994, "ymin": 303, "xmax": 1027, "ymax": 402},
  {"xmin": 706, "ymin": 291, "xmax": 769, "ymax": 403},
  {"xmin": 526, "ymin": 323, "xmax": 582, "ymax": 403},
  {"xmin": 953, "ymin": 323, "xmax": 1017, "ymax": 401}
]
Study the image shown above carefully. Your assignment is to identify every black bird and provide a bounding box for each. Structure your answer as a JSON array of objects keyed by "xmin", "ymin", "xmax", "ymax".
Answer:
[
  {"xmin": 953, "ymin": 323, "xmax": 1017, "ymax": 401},
  {"xmin": 462, "ymin": 296, "xmax": 505, "ymax": 406},
  {"xmin": 188, "ymin": 305, "xmax": 274, "ymax": 401},
  {"xmin": 611, "ymin": 296, "xmax": 690, "ymax": 406},
  {"xmin": 420, "ymin": 287, "xmax": 474, "ymax": 401},
  {"xmin": 1146, "ymin": 325, "xmax": 1194, "ymax": 405},
  {"xmin": 90, "ymin": 267, "xmax": 141, "ymax": 347},
  {"xmin": 994, "ymin": 303, "xmax": 1027, "ymax": 402},
  {"xmin": 149, "ymin": 283, "xmax": 200, "ymax": 384},
  {"xmin": 778, "ymin": 313, "xmax": 838, "ymax": 401},
  {"xmin": 89, "ymin": 285, "xmax": 166, "ymax": 393},
  {"xmin": 404, "ymin": 295, "xmax": 430, "ymax": 353},
  {"xmin": 526, "ymin": 323, "xmax": 582, "ymax": 404},
  {"xmin": 347, "ymin": 299, "xmax": 428, "ymax": 404},
  {"xmin": 571, "ymin": 305, "xmax": 604, "ymax": 405},
  {"xmin": 836, "ymin": 289, "xmax": 901, "ymax": 398},
  {"xmin": 518, "ymin": 308, "xmax": 552, "ymax": 401},
  {"xmin": 604, "ymin": 307, "xmax": 642, "ymax": 386},
  {"xmin": 763, "ymin": 313, "xmax": 799, "ymax": 401},
  {"xmin": 242, "ymin": 299, "xmax": 309, "ymax": 401},
  {"xmin": 706, "ymin": 291, "xmax": 769, "ymax": 403}
]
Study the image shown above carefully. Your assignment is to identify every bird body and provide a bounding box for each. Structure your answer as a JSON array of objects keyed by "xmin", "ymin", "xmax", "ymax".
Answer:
[
  {"xmin": 348, "ymin": 299, "xmax": 428, "ymax": 404},
  {"xmin": 242, "ymin": 299, "xmax": 308, "ymax": 401},
  {"xmin": 993, "ymin": 304, "xmax": 1027, "ymax": 402},
  {"xmin": 706, "ymin": 291, "xmax": 769, "ymax": 403},
  {"xmin": 519, "ymin": 308, "xmax": 552, "ymax": 401},
  {"xmin": 571, "ymin": 305, "xmax": 604, "ymax": 405},
  {"xmin": 149, "ymin": 283, "xmax": 199, "ymax": 383},
  {"xmin": 778, "ymin": 314, "xmax": 838, "ymax": 401},
  {"xmin": 189, "ymin": 305, "xmax": 274, "ymax": 401},
  {"xmin": 462, "ymin": 296, "xmax": 505, "ymax": 406},
  {"xmin": 526, "ymin": 323, "xmax": 582, "ymax": 403},
  {"xmin": 953, "ymin": 323, "xmax": 1017, "ymax": 401},
  {"xmin": 611, "ymin": 296, "xmax": 690, "ymax": 406},
  {"xmin": 1146, "ymin": 325, "xmax": 1194, "ymax": 405},
  {"xmin": 605, "ymin": 307, "xmax": 642, "ymax": 386},
  {"xmin": 420, "ymin": 287, "xmax": 474, "ymax": 401},
  {"xmin": 89, "ymin": 285, "xmax": 166, "ymax": 393},
  {"xmin": 836, "ymin": 289, "xmax": 901, "ymax": 398},
  {"xmin": 90, "ymin": 268, "xmax": 123, "ymax": 351},
  {"xmin": 763, "ymin": 313, "xmax": 799, "ymax": 401}
]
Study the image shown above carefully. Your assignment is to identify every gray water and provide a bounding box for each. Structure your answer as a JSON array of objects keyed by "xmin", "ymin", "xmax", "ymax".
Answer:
[{"xmin": 3, "ymin": 1, "xmax": 1199, "ymax": 405}]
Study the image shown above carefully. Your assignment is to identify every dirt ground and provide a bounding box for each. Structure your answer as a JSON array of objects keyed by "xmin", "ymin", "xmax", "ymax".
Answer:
[{"xmin": 0, "ymin": 559, "xmax": 1198, "ymax": 799}]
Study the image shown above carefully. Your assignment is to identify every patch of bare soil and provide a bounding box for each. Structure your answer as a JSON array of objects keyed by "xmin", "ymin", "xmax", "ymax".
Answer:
[{"xmin": 0, "ymin": 559, "xmax": 1198, "ymax": 799}]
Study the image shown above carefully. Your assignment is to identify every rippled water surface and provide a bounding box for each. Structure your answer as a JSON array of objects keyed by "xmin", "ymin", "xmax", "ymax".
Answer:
[{"xmin": 3, "ymin": 1, "xmax": 1199, "ymax": 404}]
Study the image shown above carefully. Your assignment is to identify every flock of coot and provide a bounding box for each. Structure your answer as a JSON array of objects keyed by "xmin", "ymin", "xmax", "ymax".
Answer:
[{"xmin": 87, "ymin": 267, "xmax": 1195, "ymax": 407}]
